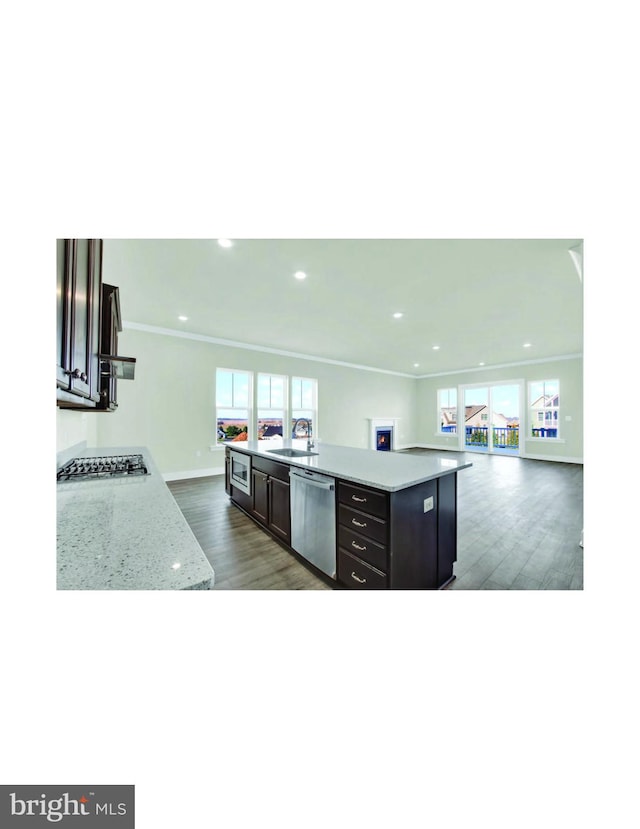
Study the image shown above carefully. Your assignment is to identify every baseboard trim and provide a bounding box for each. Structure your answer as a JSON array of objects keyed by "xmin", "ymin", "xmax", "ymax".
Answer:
[
  {"xmin": 163, "ymin": 467, "xmax": 225, "ymax": 482},
  {"xmin": 521, "ymin": 453, "xmax": 583, "ymax": 464},
  {"xmin": 406, "ymin": 443, "xmax": 460, "ymax": 451},
  {"xmin": 405, "ymin": 443, "xmax": 583, "ymax": 464}
]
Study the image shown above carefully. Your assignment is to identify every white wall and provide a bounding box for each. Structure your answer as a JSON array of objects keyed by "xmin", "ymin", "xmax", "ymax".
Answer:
[
  {"xmin": 56, "ymin": 407, "xmax": 97, "ymax": 455},
  {"xmin": 416, "ymin": 356, "xmax": 583, "ymax": 462},
  {"xmin": 56, "ymin": 331, "xmax": 582, "ymax": 470},
  {"xmin": 92, "ymin": 327, "xmax": 418, "ymax": 476}
]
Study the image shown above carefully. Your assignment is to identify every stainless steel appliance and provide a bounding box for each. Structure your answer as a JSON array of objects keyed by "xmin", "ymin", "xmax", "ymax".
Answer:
[
  {"xmin": 229, "ymin": 450, "xmax": 251, "ymax": 496},
  {"xmin": 57, "ymin": 454, "xmax": 149, "ymax": 481},
  {"xmin": 290, "ymin": 468, "xmax": 336, "ymax": 578}
]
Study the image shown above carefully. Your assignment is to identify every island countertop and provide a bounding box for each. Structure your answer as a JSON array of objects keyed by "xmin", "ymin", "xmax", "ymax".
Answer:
[
  {"xmin": 227, "ymin": 440, "xmax": 472, "ymax": 491},
  {"xmin": 56, "ymin": 445, "xmax": 215, "ymax": 590}
]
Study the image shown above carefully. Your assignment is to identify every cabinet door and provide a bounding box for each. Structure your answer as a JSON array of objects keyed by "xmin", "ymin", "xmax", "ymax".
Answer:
[
  {"xmin": 69, "ymin": 239, "xmax": 101, "ymax": 399},
  {"xmin": 98, "ymin": 282, "xmax": 120, "ymax": 410},
  {"xmin": 251, "ymin": 470, "xmax": 269, "ymax": 525},
  {"xmin": 56, "ymin": 239, "xmax": 72, "ymax": 388},
  {"xmin": 268, "ymin": 477, "xmax": 291, "ymax": 543},
  {"xmin": 224, "ymin": 456, "xmax": 231, "ymax": 495},
  {"xmin": 57, "ymin": 239, "xmax": 101, "ymax": 405}
]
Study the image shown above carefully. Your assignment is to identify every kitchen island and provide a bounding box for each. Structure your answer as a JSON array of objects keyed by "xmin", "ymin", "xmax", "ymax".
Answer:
[
  {"xmin": 225, "ymin": 441, "xmax": 472, "ymax": 590},
  {"xmin": 57, "ymin": 445, "xmax": 215, "ymax": 590}
]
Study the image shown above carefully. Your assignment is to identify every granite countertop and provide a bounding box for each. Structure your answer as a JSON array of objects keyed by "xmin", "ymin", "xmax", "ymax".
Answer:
[
  {"xmin": 57, "ymin": 446, "xmax": 214, "ymax": 590},
  {"xmin": 228, "ymin": 440, "xmax": 472, "ymax": 491}
]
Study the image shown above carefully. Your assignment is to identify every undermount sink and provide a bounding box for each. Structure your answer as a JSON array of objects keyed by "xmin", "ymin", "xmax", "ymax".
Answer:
[{"xmin": 266, "ymin": 448, "xmax": 319, "ymax": 458}]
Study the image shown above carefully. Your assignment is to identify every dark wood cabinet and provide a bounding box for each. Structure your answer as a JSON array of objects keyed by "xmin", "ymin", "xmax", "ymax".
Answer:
[
  {"xmin": 231, "ymin": 453, "xmax": 291, "ymax": 545},
  {"xmin": 228, "ymin": 451, "xmax": 459, "ymax": 590},
  {"xmin": 97, "ymin": 283, "xmax": 136, "ymax": 411},
  {"xmin": 268, "ymin": 476, "xmax": 291, "ymax": 542},
  {"xmin": 251, "ymin": 469, "xmax": 269, "ymax": 525},
  {"xmin": 337, "ymin": 476, "xmax": 456, "ymax": 590},
  {"xmin": 224, "ymin": 453, "xmax": 231, "ymax": 495},
  {"xmin": 337, "ymin": 481, "xmax": 390, "ymax": 588},
  {"xmin": 57, "ymin": 241, "xmax": 136, "ymax": 412},
  {"xmin": 56, "ymin": 239, "xmax": 102, "ymax": 407}
]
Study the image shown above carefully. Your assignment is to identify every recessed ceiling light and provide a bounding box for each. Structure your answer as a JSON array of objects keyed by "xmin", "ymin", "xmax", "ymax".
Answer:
[
  {"xmin": 523, "ymin": 342, "xmax": 532, "ymax": 348},
  {"xmin": 294, "ymin": 271, "xmax": 307, "ymax": 280},
  {"xmin": 432, "ymin": 345, "xmax": 440, "ymax": 350},
  {"xmin": 178, "ymin": 315, "xmax": 188, "ymax": 321},
  {"xmin": 217, "ymin": 239, "xmax": 233, "ymax": 248},
  {"xmin": 479, "ymin": 362, "xmax": 485, "ymax": 366},
  {"xmin": 413, "ymin": 363, "xmax": 420, "ymax": 368},
  {"xmin": 393, "ymin": 312, "xmax": 403, "ymax": 319}
]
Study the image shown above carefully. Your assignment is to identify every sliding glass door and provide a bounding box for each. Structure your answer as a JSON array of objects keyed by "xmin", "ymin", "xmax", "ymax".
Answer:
[
  {"xmin": 463, "ymin": 387, "xmax": 490, "ymax": 451},
  {"xmin": 490, "ymin": 384, "xmax": 521, "ymax": 455},
  {"xmin": 461, "ymin": 382, "xmax": 522, "ymax": 456}
]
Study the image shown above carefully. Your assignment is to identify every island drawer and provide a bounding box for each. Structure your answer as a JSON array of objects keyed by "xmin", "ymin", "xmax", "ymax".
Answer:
[
  {"xmin": 251, "ymin": 456, "xmax": 290, "ymax": 482},
  {"xmin": 338, "ymin": 504, "xmax": 388, "ymax": 545},
  {"xmin": 338, "ymin": 548, "xmax": 387, "ymax": 589},
  {"xmin": 338, "ymin": 525, "xmax": 387, "ymax": 572},
  {"xmin": 338, "ymin": 481, "xmax": 388, "ymax": 520}
]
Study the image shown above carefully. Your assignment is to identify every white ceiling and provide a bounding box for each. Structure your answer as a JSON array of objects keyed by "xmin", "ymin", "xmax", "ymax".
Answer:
[{"xmin": 102, "ymin": 239, "xmax": 583, "ymax": 376}]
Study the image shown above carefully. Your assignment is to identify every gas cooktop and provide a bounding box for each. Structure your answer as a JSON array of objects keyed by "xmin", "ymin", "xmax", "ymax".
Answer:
[{"xmin": 57, "ymin": 454, "xmax": 149, "ymax": 481}]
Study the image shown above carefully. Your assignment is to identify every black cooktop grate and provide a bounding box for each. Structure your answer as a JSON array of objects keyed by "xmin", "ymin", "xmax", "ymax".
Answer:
[{"xmin": 57, "ymin": 454, "xmax": 149, "ymax": 481}]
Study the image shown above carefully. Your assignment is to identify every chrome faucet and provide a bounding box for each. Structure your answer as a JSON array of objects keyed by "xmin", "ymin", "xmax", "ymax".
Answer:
[{"xmin": 293, "ymin": 417, "xmax": 315, "ymax": 450}]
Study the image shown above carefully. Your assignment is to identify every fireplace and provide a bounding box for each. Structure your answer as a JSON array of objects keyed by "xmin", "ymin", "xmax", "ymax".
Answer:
[
  {"xmin": 376, "ymin": 428, "xmax": 392, "ymax": 451},
  {"xmin": 369, "ymin": 418, "xmax": 399, "ymax": 451}
]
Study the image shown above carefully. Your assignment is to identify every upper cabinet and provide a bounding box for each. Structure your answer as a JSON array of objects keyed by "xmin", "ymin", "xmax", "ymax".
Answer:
[
  {"xmin": 98, "ymin": 283, "xmax": 136, "ymax": 412},
  {"xmin": 57, "ymin": 239, "xmax": 136, "ymax": 411},
  {"xmin": 56, "ymin": 239, "xmax": 102, "ymax": 407}
]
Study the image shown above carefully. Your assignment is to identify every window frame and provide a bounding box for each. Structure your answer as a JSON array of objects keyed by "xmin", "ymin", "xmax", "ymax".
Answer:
[
  {"xmin": 215, "ymin": 369, "xmax": 318, "ymax": 447},
  {"xmin": 528, "ymin": 379, "xmax": 560, "ymax": 440},
  {"xmin": 437, "ymin": 387, "xmax": 458, "ymax": 435},
  {"xmin": 256, "ymin": 372, "xmax": 288, "ymax": 441},
  {"xmin": 290, "ymin": 376, "xmax": 318, "ymax": 441},
  {"xmin": 215, "ymin": 367, "xmax": 254, "ymax": 445}
]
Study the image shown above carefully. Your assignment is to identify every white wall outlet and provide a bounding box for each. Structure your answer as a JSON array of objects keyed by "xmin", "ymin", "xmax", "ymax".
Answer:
[
  {"xmin": 424, "ymin": 496, "xmax": 434, "ymax": 513},
  {"xmin": 565, "ymin": 415, "xmax": 572, "ymax": 421}
]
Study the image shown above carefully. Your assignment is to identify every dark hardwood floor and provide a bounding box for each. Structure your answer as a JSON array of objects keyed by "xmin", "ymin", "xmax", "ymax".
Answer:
[
  {"xmin": 167, "ymin": 449, "xmax": 583, "ymax": 590},
  {"xmin": 403, "ymin": 449, "xmax": 583, "ymax": 590},
  {"xmin": 167, "ymin": 476, "xmax": 332, "ymax": 589}
]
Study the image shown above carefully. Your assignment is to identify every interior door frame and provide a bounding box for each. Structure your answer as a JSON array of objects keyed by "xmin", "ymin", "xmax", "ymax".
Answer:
[{"xmin": 458, "ymin": 379, "xmax": 525, "ymax": 457}]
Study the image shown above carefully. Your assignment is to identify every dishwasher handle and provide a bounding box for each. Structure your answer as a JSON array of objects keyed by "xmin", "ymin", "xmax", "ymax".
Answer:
[{"xmin": 290, "ymin": 470, "xmax": 335, "ymax": 491}]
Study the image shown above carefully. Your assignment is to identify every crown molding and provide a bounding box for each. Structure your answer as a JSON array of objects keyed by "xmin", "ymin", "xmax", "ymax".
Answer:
[
  {"xmin": 416, "ymin": 353, "xmax": 583, "ymax": 379},
  {"xmin": 123, "ymin": 321, "xmax": 581, "ymax": 381},
  {"xmin": 122, "ymin": 321, "xmax": 416, "ymax": 378}
]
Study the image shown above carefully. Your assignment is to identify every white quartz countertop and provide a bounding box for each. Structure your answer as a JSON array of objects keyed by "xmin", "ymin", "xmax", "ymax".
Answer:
[
  {"xmin": 57, "ymin": 446, "xmax": 214, "ymax": 590},
  {"xmin": 228, "ymin": 440, "xmax": 472, "ymax": 491}
]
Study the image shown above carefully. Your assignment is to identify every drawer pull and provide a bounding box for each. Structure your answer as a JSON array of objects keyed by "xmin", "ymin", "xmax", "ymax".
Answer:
[
  {"xmin": 351, "ymin": 571, "xmax": 366, "ymax": 584},
  {"xmin": 351, "ymin": 495, "xmax": 367, "ymax": 503},
  {"xmin": 352, "ymin": 519, "xmax": 367, "ymax": 528},
  {"xmin": 351, "ymin": 541, "xmax": 366, "ymax": 551}
]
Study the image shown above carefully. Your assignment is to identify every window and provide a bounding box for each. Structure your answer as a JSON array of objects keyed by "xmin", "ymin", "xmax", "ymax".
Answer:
[
  {"xmin": 438, "ymin": 388, "xmax": 457, "ymax": 433},
  {"xmin": 529, "ymin": 379, "xmax": 559, "ymax": 438},
  {"xmin": 257, "ymin": 373, "xmax": 286, "ymax": 440},
  {"xmin": 291, "ymin": 376, "xmax": 317, "ymax": 439},
  {"xmin": 215, "ymin": 370, "xmax": 318, "ymax": 445},
  {"xmin": 216, "ymin": 369, "xmax": 252, "ymax": 444}
]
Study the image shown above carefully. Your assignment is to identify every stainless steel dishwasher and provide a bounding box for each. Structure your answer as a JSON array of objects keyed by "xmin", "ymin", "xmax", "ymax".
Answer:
[{"xmin": 290, "ymin": 468, "xmax": 337, "ymax": 579}]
